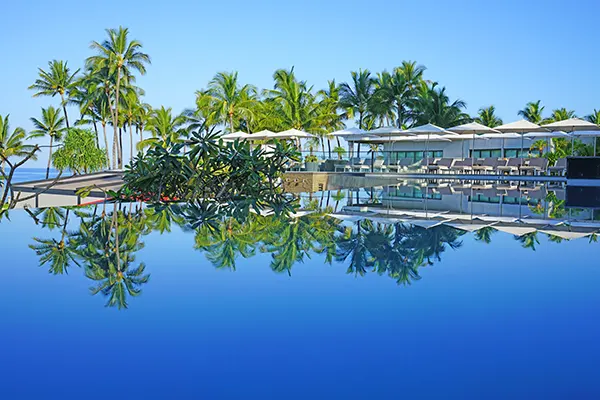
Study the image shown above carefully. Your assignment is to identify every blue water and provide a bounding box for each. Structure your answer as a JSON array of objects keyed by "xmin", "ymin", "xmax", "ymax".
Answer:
[{"xmin": 0, "ymin": 200, "xmax": 599, "ymax": 399}]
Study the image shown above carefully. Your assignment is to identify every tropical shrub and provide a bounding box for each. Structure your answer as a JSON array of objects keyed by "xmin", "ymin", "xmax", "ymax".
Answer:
[
  {"xmin": 122, "ymin": 130, "xmax": 300, "ymax": 212},
  {"xmin": 53, "ymin": 128, "xmax": 107, "ymax": 174}
]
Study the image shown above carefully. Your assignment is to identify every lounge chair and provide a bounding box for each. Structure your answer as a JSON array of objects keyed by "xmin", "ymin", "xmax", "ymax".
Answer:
[
  {"xmin": 548, "ymin": 158, "xmax": 567, "ymax": 176},
  {"xmin": 343, "ymin": 157, "xmax": 361, "ymax": 172},
  {"xmin": 520, "ymin": 158, "xmax": 548, "ymax": 176},
  {"xmin": 497, "ymin": 158, "xmax": 522, "ymax": 175},
  {"xmin": 372, "ymin": 159, "xmax": 387, "ymax": 172},
  {"xmin": 450, "ymin": 158, "xmax": 474, "ymax": 174},
  {"xmin": 333, "ymin": 160, "xmax": 349, "ymax": 172},
  {"xmin": 472, "ymin": 158, "xmax": 505, "ymax": 174},
  {"xmin": 352, "ymin": 158, "xmax": 371, "ymax": 172},
  {"xmin": 385, "ymin": 161, "xmax": 405, "ymax": 173},
  {"xmin": 427, "ymin": 158, "xmax": 455, "ymax": 174}
]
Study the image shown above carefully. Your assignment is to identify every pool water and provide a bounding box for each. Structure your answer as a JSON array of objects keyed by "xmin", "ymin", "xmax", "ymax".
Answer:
[{"xmin": 0, "ymin": 185, "xmax": 599, "ymax": 399}]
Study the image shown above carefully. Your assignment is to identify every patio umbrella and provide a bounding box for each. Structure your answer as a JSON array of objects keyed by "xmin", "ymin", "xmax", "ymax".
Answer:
[
  {"xmin": 494, "ymin": 120, "xmax": 546, "ymax": 163},
  {"xmin": 448, "ymin": 122, "xmax": 500, "ymax": 166},
  {"xmin": 220, "ymin": 131, "xmax": 252, "ymax": 141},
  {"xmin": 542, "ymin": 118, "xmax": 600, "ymax": 156},
  {"xmin": 405, "ymin": 123, "xmax": 456, "ymax": 164},
  {"xmin": 330, "ymin": 128, "xmax": 370, "ymax": 159}
]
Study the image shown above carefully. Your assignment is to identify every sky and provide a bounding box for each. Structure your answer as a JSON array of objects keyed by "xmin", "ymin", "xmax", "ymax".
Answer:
[{"xmin": 2, "ymin": 0, "xmax": 599, "ymax": 166}]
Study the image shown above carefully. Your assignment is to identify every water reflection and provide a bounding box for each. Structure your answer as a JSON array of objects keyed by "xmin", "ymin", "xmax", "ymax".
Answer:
[{"xmin": 24, "ymin": 183, "xmax": 600, "ymax": 309}]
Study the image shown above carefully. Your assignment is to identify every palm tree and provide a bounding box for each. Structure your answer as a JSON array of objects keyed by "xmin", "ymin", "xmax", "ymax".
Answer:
[
  {"xmin": 518, "ymin": 100, "xmax": 545, "ymax": 124},
  {"xmin": 415, "ymin": 84, "xmax": 469, "ymax": 128},
  {"xmin": 87, "ymin": 26, "xmax": 150, "ymax": 168},
  {"xmin": 29, "ymin": 106, "xmax": 66, "ymax": 179},
  {"xmin": 29, "ymin": 209, "xmax": 79, "ymax": 275},
  {"xmin": 548, "ymin": 108, "xmax": 576, "ymax": 123},
  {"xmin": 585, "ymin": 109, "xmax": 600, "ymax": 125},
  {"xmin": 516, "ymin": 232, "xmax": 540, "ymax": 251},
  {"xmin": 28, "ymin": 60, "xmax": 79, "ymax": 129},
  {"xmin": 205, "ymin": 71, "xmax": 256, "ymax": 133},
  {"xmin": 339, "ymin": 69, "xmax": 375, "ymax": 129},
  {"xmin": 138, "ymin": 106, "xmax": 187, "ymax": 149},
  {"xmin": 474, "ymin": 226, "xmax": 496, "ymax": 244},
  {"xmin": 373, "ymin": 61, "xmax": 427, "ymax": 128},
  {"xmin": 474, "ymin": 105, "xmax": 503, "ymax": 128},
  {"xmin": 0, "ymin": 114, "xmax": 34, "ymax": 172},
  {"xmin": 317, "ymin": 80, "xmax": 346, "ymax": 158}
]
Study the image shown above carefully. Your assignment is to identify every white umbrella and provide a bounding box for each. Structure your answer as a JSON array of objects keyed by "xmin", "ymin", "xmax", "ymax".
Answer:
[
  {"xmin": 221, "ymin": 131, "xmax": 252, "ymax": 141},
  {"xmin": 367, "ymin": 126, "xmax": 410, "ymax": 136},
  {"xmin": 541, "ymin": 118, "xmax": 600, "ymax": 156},
  {"xmin": 329, "ymin": 127, "xmax": 366, "ymax": 137},
  {"xmin": 405, "ymin": 123, "xmax": 456, "ymax": 164},
  {"xmin": 448, "ymin": 122, "xmax": 499, "ymax": 163},
  {"xmin": 495, "ymin": 119, "xmax": 546, "ymax": 162},
  {"xmin": 272, "ymin": 128, "xmax": 314, "ymax": 139},
  {"xmin": 494, "ymin": 224, "xmax": 538, "ymax": 237}
]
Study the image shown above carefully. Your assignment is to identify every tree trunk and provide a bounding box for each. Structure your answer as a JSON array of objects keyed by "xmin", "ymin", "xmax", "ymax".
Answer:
[
  {"xmin": 229, "ymin": 113, "xmax": 234, "ymax": 133},
  {"xmin": 112, "ymin": 128, "xmax": 118, "ymax": 170},
  {"xmin": 118, "ymin": 127, "xmax": 123, "ymax": 168},
  {"xmin": 46, "ymin": 136, "xmax": 53, "ymax": 179},
  {"xmin": 327, "ymin": 138, "xmax": 332, "ymax": 159},
  {"xmin": 114, "ymin": 67, "xmax": 122, "ymax": 169},
  {"xmin": 101, "ymin": 122, "xmax": 110, "ymax": 168},
  {"xmin": 60, "ymin": 93, "xmax": 70, "ymax": 129},
  {"xmin": 129, "ymin": 123, "xmax": 133, "ymax": 164},
  {"xmin": 321, "ymin": 138, "xmax": 325, "ymax": 160},
  {"xmin": 92, "ymin": 118, "xmax": 99, "ymax": 147}
]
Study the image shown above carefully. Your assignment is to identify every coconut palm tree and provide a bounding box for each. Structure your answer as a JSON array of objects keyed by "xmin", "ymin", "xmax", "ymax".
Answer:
[
  {"xmin": 86, "ymin": 26, "xmax": 150, "ymax": 168},
  {"xmin": 415, "ymin": 84, "xmax": 469, "ymax": 128},
  {"xmin": 585, "ymin": 109, "xmax": 600, "ymax": 125},
  {"xmin": 339, "ymin": 69, "xmax": 375, "ymax": 129},
  {"xmin": 373, "ymin": 61, "xmax": 427, "ymax": 128},
  {"xmin": 516, "ymin": 232, "xmax": 540, "ymax": 251},
  {"xmin": 205, "ymin": 71, "xmax": 256, "ymax": 133},
  {"xmin": 474, "ymin": 226, "xmax": 496, "ymax": 244},
  {"xmin": 0, "ymin": 114, "xmax": 35, "ymax": 172},
  {"xmin": 474, "ymin": 105, "xmax": 503, "ymax": 128},
  {"xmin": 548, "ymin": 108, "xmax": 576, "ymax": 123},
  {"xmin": 28, "ymin": 60, "xmax": 79, "ymax": 129},
  {"xmin": 518, "ymin": 101, "xmax": 545, "ymax": 124},
  {"xmin": 29, "ymin": 209, "xmax": 79, "ymax": 275},
  {"xmin": 29, "ymin": 106, "xmax": 66, "ymax": 179},
  {"xmin": 138, "ymin": 106, "xmax": 187, "ymax": 149}
]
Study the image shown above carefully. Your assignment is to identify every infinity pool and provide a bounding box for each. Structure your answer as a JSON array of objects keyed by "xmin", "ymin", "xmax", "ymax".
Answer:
[{"xmin": 1, "ymin": 184, "xmax": 599, "ymax": 399}]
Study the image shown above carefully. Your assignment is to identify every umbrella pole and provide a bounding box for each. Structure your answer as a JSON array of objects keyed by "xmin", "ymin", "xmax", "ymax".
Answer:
[
  {"xmin": 520, "ymin": 134, "xmax": 524, "ymax": 166},
  {"xmin": 571, "ymin": 135, "xmax": 574, "ymax": 156},
  {"xmin": 595, "ymin": 137, "xmax": 597, "ymax": 157},
  {"xmin": 425, "ymin": 133, "xmax": 430, "ymax": 165},
  {"xmin": 471, "ymin": 134, "xmax": 475, "ymax": 168}
]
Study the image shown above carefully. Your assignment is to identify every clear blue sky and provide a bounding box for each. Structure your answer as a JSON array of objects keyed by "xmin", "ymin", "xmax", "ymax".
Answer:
[{"xmin": 2, "ymin": 0, "xmax": 599, "ymax": 165}]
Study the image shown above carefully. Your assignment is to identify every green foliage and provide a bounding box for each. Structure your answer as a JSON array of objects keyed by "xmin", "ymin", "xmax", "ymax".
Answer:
[
  {"xmin": 52, "ymin": 128, "xmax": 107, "ymax": 174},
  {"xmin": 305, "ymin": 154, "xmax": 318, "ymax": 163},
  {"xmin": 123, "ymin": 130, "xmax": 300, "ymax": 210},
  {"xmin": 333, "ymin": 146, "xmax": 346, "ymax": 160}
]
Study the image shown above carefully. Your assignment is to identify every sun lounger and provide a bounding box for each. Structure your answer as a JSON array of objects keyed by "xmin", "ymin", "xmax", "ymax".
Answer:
[
  {"xmin": 333, "ymin": 160, "xmax": 349, "ymax": 172},
  {"xmin": 450, "ymin": 158, "xmax": 474, "ymax": 173},
  {"xmin": 520, "ymin": 157, "xmax": 548, "ymax": 175},
  {"xmin": 472, "ymin": 158, "xmax": 505, "ymax": 174},
  {"xmin": 427, "ymin": 158, "xmax": 455, "ymax": 174},
  {"xmin": 497, "ymin": 158, "xmax": 522, "ymax": 175},
  {"xmin": 350, "ymin": 158, "xmax": 370, "ymax": 172},
  {"xmin": 372, "ymin": 159, "xmax": 387, "ymax": 172},
  {"xmin": 548, "ymin": 158, "xmax": 567, "ymax": 176}
]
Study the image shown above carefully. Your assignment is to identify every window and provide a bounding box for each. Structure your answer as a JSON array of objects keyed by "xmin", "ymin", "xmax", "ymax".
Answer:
[
  {"xmin": 388, "ymin": 187, "xmax": 442, "ymax": 200},
  {"xmin": 471, "ymin": 149, "xmax": 503, "ymax": 158},
  {"xmin": 387, "ymin": 150, "xmax": 443, "ymax": 163},
  {"xmin": 504, "ymin": 149, "xmax": 528, "ymax": 158}
]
